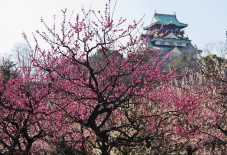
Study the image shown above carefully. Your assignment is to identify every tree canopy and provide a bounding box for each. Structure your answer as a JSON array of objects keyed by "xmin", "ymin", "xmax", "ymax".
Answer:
[{"xmin": 0, "ymin": 1, "xmax": 227, "ymax": 155}]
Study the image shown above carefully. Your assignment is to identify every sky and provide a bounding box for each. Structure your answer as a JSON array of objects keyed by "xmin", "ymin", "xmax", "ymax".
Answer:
[{"xmin": 0, "ymin": 0, "xmax": 227, "ymax": 56}]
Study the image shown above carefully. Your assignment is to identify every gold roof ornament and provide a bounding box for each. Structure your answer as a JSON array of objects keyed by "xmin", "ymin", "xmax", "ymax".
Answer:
[
  {"xmin": 154, "ymin": 10, "xmax": 156, "ymax": 14},
  {"xmin": 140, "ymin": 32, "xmax": 143, "ymax": 36},
  {"xmin": 174, "ymin": 11, "xmax": 176, "ymax": 15},
  {"xmin": 177, "ymin": 35, "xmax": 182, "ymax": 38},
  {"xmin": 140, "ymin": 32, "xmax": 143, "ymax": 39}
]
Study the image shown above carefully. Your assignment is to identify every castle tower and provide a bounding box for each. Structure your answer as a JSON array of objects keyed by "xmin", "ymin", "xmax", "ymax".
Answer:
[{"xmin": 143, "ymin": 12, "xmax": 198, "ymax": 57}]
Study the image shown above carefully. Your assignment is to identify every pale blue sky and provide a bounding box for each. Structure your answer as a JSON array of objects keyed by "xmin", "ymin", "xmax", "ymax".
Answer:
[{"xmin": 0, "ymin": 0, "xmax": 226, "ymax": 55}]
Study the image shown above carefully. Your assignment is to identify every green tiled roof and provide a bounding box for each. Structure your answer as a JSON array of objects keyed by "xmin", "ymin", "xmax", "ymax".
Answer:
[
  {"xmin": 144, "ymin": 13, "xmax": 188, "ymax": 30},
  {"xmin": 148, "ymin": 41, "xmax": 195, "ymax": 52},
  {"xmin": 146, "ymin": 35, "xmax": 196, "ymax": 52},
  {"xmin": 154, "ymin": 13, "xmax": 187, "ymax": 26},
  {"xmin": 153, "ymin": 38, "xmax": 191, "ymax": 43}
]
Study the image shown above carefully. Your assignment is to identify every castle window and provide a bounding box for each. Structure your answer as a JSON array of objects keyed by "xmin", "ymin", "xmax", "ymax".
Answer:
[
  {"xmin": 178, "ymin": 42, "xmax": 182, "ymax": 46},
  {"xmin": 160, "ymin": 41, "xmax": 165, "ymax": 45},
  {"xmin": 169, "ymin": 42, "xmax": 174, "ymax": 46}
]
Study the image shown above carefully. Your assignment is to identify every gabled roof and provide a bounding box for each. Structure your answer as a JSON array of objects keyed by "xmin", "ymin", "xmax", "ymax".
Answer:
[
  {"xmin": 170, "ymin": 47, "xmax": 181, "ymax": 53},
  {"xmin": 149, "ymin": 31, "xmax": 191, "ymax": 42},
  {"xmin": 144, "ymin": 13, "xmax": 188, "ymax": 30},
  {"xmin": 165, "ymin": 32, "xmax": 178, "ymax": 39}
]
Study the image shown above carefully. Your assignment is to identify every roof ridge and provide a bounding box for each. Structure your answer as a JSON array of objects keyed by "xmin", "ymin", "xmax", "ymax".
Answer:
[{"xmin": 155, "ymin": 13, "xmax": 176, "ymax": 16}]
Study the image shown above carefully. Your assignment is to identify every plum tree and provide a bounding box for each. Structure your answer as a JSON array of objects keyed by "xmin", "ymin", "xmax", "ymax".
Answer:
[{"xmin": 0, "ymin": 1, "xmax": 205, "ymax": 154}]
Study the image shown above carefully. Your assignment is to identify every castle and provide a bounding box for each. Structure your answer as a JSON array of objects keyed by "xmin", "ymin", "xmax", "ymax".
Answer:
[{"xmin": 143, "ymin": 11, "xmax": 200, "ymax": 57}]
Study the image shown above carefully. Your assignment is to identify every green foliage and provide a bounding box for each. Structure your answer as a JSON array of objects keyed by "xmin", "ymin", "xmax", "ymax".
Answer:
[
  {"xmin": 91, "ymin": 48, "xmax": 123, "ymax": 63},
  {"xmin": 201, "ymin": 54, "xmax": 224, "ymax": 66},
  {"xmin": 0, "ymin": 59, "xmax": 15, "ymax": 83},
  {"xmin": 169, "ymin": 51, "xmax": 199, "ymax": 71}
]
